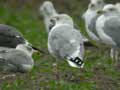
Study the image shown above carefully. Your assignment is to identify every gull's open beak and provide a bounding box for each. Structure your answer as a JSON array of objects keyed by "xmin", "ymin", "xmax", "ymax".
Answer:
[{"xmin": 97, "ymin": 10, "xmax": 105, "ymax": 14}]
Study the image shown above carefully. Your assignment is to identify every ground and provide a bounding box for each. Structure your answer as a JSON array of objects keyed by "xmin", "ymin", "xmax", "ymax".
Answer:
[{"xmin": 0, "ymin": 1, "xmax": 120, "ymax": 90}]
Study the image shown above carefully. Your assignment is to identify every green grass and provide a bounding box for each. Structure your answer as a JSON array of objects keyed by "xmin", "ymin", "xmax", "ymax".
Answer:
[{"xmin": 0, "ymin": 2, "xmax": 120, "ymax": 90}]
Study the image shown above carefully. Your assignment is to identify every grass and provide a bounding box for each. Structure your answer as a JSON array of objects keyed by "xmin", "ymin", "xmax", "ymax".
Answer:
[{"xmin": 0, "ymin": 1, "xmax": 120, "ymax": 90}]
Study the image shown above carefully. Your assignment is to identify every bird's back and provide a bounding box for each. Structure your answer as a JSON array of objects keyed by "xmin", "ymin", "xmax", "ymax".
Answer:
[
  {"xmin": 0, "ymin": 24, "xmax": 25, "ymax": 48},
  {"xmin": 48, "ymin": 24, "xmax": 83, "ymax": 58}
]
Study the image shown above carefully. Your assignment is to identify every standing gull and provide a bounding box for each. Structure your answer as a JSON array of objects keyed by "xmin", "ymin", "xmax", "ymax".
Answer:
[
  {"xmin": 48, "ymin": 15, "xmax": 84, "ymax": 68},
  {"xmin": 83, "ymin": 0, "xmax": 105, "ymax": 42},
  {"xmin": 40, "ymin": 1, "xmax": 58, "ymax": 33},
  {"xmin": 96, "ymin": 4, "xmax": 120, "ymax": 63}
]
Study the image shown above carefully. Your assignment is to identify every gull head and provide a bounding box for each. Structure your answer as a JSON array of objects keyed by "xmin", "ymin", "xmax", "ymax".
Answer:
[
  {"xmin": 49, "ymin": 14, "xmax": 73, "ymax": 27},
  {"xmin": 40, "ymin": 1, "xmax": 57, "ymax": 17},
  {"xmin": 89, "ymin": 0, "xmax": 104, "ymax": 10},
  {"xmin": 97, "ymin": 4, "xmax": 119, "ymax": 16}
]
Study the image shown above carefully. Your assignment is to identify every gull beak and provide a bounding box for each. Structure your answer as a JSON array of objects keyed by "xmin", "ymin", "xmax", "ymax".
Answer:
[
  {"xmin": 31, "ymin": 46, "xmax": 49, "ymax": 55},
  {"xmin": 97, "ymin": 10, "xmax": 105, "ymax": 14}
]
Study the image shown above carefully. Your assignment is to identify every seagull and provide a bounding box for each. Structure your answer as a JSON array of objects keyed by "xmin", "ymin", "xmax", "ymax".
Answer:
[
  {"xmin": 83, "ymin": 0, "xmax": 105, "ymax": 42},
  {"xmin": 40, "ymin": 1, "xmax": 58, "ymax": 33},
  {"xmin": 0, "ymin": 24, "xmax": 45, "ymax": 72},
  {"xmin": 48, "ymin": 14, "xmax": 84, "ymax": 68},
  {"xmin": 96, "ymin": 4, "xmax": 120, "ymax": 63},
  {"xmin": 0, "ymin": 44, "xmax": 34, "ymax": 72}
]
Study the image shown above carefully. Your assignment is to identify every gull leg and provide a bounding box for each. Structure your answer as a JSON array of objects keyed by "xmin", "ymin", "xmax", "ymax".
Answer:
[
  {"xmin": 110, "ymin": 48, "xmax": 119, "ymax": 65},
  {"xmin": 110, "ymin": 48, "xmax": 115, "ymax": 60},
  {"xmin": 114, "ymin": 50, "xmax": 119, "ymax": 64}
]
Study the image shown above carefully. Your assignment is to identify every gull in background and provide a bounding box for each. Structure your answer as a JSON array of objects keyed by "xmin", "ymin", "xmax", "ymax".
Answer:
[
  {"xmin": 40, "ymin": 1, "xmax": 58, "ymax": 33},
  {"xmin": 96, "ymin": 4, "xmax": 120, "ymax": 63},
  {"xmin": 48, "ymin": 14, "xmax": 84, "ymax": 68},
  {"xmin": 83, "ymin": 0, "xmax": 105, "ymax": 42}
]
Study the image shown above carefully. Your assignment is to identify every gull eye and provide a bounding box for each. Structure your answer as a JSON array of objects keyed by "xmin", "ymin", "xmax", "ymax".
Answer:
[
  {"xmin": 50, "ymin": 19, "xmax": 55, "ymax": 23},
  {"xmin": 27, "ymin": 46, "xmax": 32, "ymax": 51},
  {"xmin": 56, "ymin": 17, "xmax": 59, "ymax": 20},
  {"xmin": 90, "ymin": 4, "xmax": 95, "ymax": 8},
  {"xmin": 44, "ymin": 7, "xmax": 47, "ymax": 10},
  {"xmin": 109, "ymin": 8, "xmax": 115, "ymax": 11}
]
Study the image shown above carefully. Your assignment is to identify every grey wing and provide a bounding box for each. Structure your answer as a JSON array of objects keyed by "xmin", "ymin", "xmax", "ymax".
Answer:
[
  {"xmin": 0, "ymin": 49, "xmax": 13, "ymax": 67},
  {"xmin": 1, "ymin": 50, "xmax": 34, "ymax": 72},
  {"xmin": 6, "ymin": 50, "xmax": 33, "ymax": 66},
  {"xmin": 103, "ymin": 17, "xmax": 120, "ymax": 47},
  {"xmin": 88, "ymin": 15, "xmax": 99, "ymax": 38},
  {"xmin": 49, "ymin": 32, "xmax": 63, "ymax": 58},
  {"xmin": 0, "ymin": 58, "xmax": 8, "ymax": 66}
]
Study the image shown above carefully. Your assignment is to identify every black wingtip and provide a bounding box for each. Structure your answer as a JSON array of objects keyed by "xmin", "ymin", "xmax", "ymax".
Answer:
[{"xmin": 69, "ymin": 57, "xmax": 84, "ymax": 67}]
